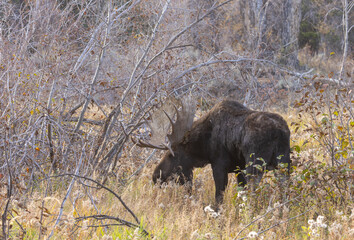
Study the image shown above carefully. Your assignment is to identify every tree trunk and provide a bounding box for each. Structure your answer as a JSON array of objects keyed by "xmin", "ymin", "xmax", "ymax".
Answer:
[
  {"xmin": 280, "ymin": 0, "xmax": 301, "ymax": 67},
  {"xmin": 239, "ymin": 0, "xmax": 301, "ymax": 67}
]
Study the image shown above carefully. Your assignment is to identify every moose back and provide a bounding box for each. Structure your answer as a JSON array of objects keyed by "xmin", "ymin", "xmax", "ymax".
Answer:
[{"xmin": 135, "ymin": 100, "xmax": 291, "ymax": 203}]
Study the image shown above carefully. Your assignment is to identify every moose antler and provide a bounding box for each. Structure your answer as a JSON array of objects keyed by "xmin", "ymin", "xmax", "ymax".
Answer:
[
  {"xmin": 166, "ymin": 96, "xmax": 195, "ymax": 145},
  {"xmin": 133, "ymin": 96, "xmax": 196, "ymax": 154}
]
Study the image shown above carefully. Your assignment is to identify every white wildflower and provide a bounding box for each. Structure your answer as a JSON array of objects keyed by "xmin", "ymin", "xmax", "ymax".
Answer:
[
  {"xmin": 242, "ymin": 196, "xmax": 248, "ymax": 202},
  {"xmin": 248, "ymin": 231, "xmax": 258, "ymax": 239},
  {"xmin": 210, "ymin": 212, "xmax": 220, "ymax": 218},
  {"xmin": 308, "ymin": 215, "xmax": 327, "ymax": 236},
  {"xmin": 237, "ymin": 191, "xmax": 246, "ymax": 198},
  {"xmin": 239, "ymin": 203, "xmax": 246, "ymax": 208},
  {"xmin": 204, "ymin": 205, "xmax": 214, "ymax": 213},
  {"xmin": 316, "ymin": 215, "xmax": 324, "ymax": 224},
  {"xmin": 308, "ymin": 219, "xmax": 315, "ymax": 225},
  {"xmin": 158, "ymin": 203, "xmax": 165, "ymax": 209},
  {"xmin": 204, "ymin": 205, "xmax": 220, "ymax": 218},
  {"xmin": 320, "ymin": 223, "xmax": 328, "ymax": 228}
]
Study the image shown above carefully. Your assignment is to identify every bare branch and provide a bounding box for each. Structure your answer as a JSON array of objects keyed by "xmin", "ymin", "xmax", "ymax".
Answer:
[
  {"xmin": 49, "ymin": 173, "xmax": 141, "ymax": 226},
  {"xmin": 47, "ymin": 143, "xmax": 85, "ymax": 239}
]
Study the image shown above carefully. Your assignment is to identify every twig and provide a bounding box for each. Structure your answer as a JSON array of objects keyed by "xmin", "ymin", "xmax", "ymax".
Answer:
[
  {"xmin": 62, "ymin": 101, "xmax": 85, "ymax": 120},
  {"xmin": 47, "ymin": 143, "xmax": 85, "ymax": 239},
  {"xmin": 48, "ymin": 173, "xmax": 141, "ymax": 225},
  {"xmin": 72, "ymin": 0, "xmax": 138, "ymax": 72},
  {"xmin": 64, "ymin": 117, "xmax": 104, "ymax": 126},
  {"xmin": 128, "ymin": 149, "xmax": 157, "ymax": 180},
  {"xmin": 75, "ymin": 214, "xmax": 149, "ymax": 236},
  {"xmin": 9, "ymin": 211, "xmax": 26, "ymax": 236},
  {"xmin": 47, "ymin": 80, "xmax": 57, "ymax": 168},
  {"xmin": 1, "ymin": 132, "xmax": 12, "ymax": 239}
]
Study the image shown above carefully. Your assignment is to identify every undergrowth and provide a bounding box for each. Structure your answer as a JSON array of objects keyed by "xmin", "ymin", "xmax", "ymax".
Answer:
[{"xmin": 3, "ymin": 135, "xmax": 353, "ymax": 239}]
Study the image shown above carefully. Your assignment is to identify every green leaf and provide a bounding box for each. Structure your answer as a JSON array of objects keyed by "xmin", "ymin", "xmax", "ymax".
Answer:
[{"xmin": 293, "ymin": 145, "xmax": 301, "ymax": 153}]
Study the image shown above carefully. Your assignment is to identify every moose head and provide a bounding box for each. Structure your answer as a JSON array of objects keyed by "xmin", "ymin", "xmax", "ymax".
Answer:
[{"xmin": 134, "ymin": 97, "xmax": 197, "ymax": 185}]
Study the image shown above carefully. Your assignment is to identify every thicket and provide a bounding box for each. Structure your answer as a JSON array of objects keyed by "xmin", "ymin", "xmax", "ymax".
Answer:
[{"xmin": 0, "ymin": 0, "xmax": 352, "ymax": 239}]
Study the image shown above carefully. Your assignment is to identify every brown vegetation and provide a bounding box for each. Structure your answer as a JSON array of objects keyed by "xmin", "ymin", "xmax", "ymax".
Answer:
[{"xmin": 0, "ymin": 0, "xmax": 352, "ymax": 239}]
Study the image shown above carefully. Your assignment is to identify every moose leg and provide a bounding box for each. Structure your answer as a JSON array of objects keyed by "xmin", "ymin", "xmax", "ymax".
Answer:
[
  {"xmin": 245, "ymin": 153, "xmax": 269, "ymax": 190},
  {"xmin": 243, "ymin": 141, "xmax": 276, "ymax": 189},
  {"xmin": 212, "ymin": 165, "xmax": 228, "ymax": 204},
  {"xmin": 237, "ymin": 172, "xmax": 246, "ymax": 187},
  {"xmin": 274, "ymin": 152, "xmax": 291, "ymax": 201},
  {"xmin": 184, "ymin": 170, "xmax": 193, "ymax": 195},
  {"xmin": 246, "ymin": 166, "xmax": 264, "ymax": 190},
  {"xmin": 274, "ymin": 152, "xmax": 291, "ymax": 183}
]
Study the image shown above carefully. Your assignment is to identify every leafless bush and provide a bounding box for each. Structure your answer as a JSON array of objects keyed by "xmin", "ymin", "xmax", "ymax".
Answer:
[{"xmin": 0, "ymin": 0, "xmax": 351, "ymax": 238}]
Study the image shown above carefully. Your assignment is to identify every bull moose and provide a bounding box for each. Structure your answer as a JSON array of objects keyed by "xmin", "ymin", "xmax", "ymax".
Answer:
[{"xmin": 134, "ymin": 98, "xmax": 291, "ymax": 203}]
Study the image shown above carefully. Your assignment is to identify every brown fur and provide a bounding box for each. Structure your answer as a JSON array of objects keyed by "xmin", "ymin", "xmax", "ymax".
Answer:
[{"xmin": 153, "ymin": 100, "xmax": 291, "ymax": 203}]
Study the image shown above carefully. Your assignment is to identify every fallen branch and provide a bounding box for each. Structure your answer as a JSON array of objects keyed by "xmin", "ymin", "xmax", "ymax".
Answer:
[{"xmin": 75, "ymin": 214, "xmax": 149, "ymax": 236}]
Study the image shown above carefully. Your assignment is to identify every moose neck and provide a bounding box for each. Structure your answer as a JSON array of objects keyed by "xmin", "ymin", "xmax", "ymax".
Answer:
[{"xmin": 176, "ymin": 116, "xmax": 212, "ymax": 169}]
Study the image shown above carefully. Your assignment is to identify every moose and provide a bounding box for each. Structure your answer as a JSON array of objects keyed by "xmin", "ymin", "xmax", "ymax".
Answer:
[{"xmin": 134, "ymin": 98, "xmax": 291, "ymax": 203}]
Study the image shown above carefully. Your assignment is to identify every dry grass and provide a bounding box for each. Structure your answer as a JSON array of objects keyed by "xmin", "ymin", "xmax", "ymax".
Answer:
[
  {"xmin": 298, "ymin": 46, "xmax": 354, "ymax": 78},
  {"xmin": 5, "ymin": 130, "xmax": 354, "ymax": 239},
  {"xmin": 0, "ymin": 1, "xmax": 353, "ymax": 238},
  {"xmin": 1, "ymin": 97, "xmax": 352, "ymax": 239}
]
